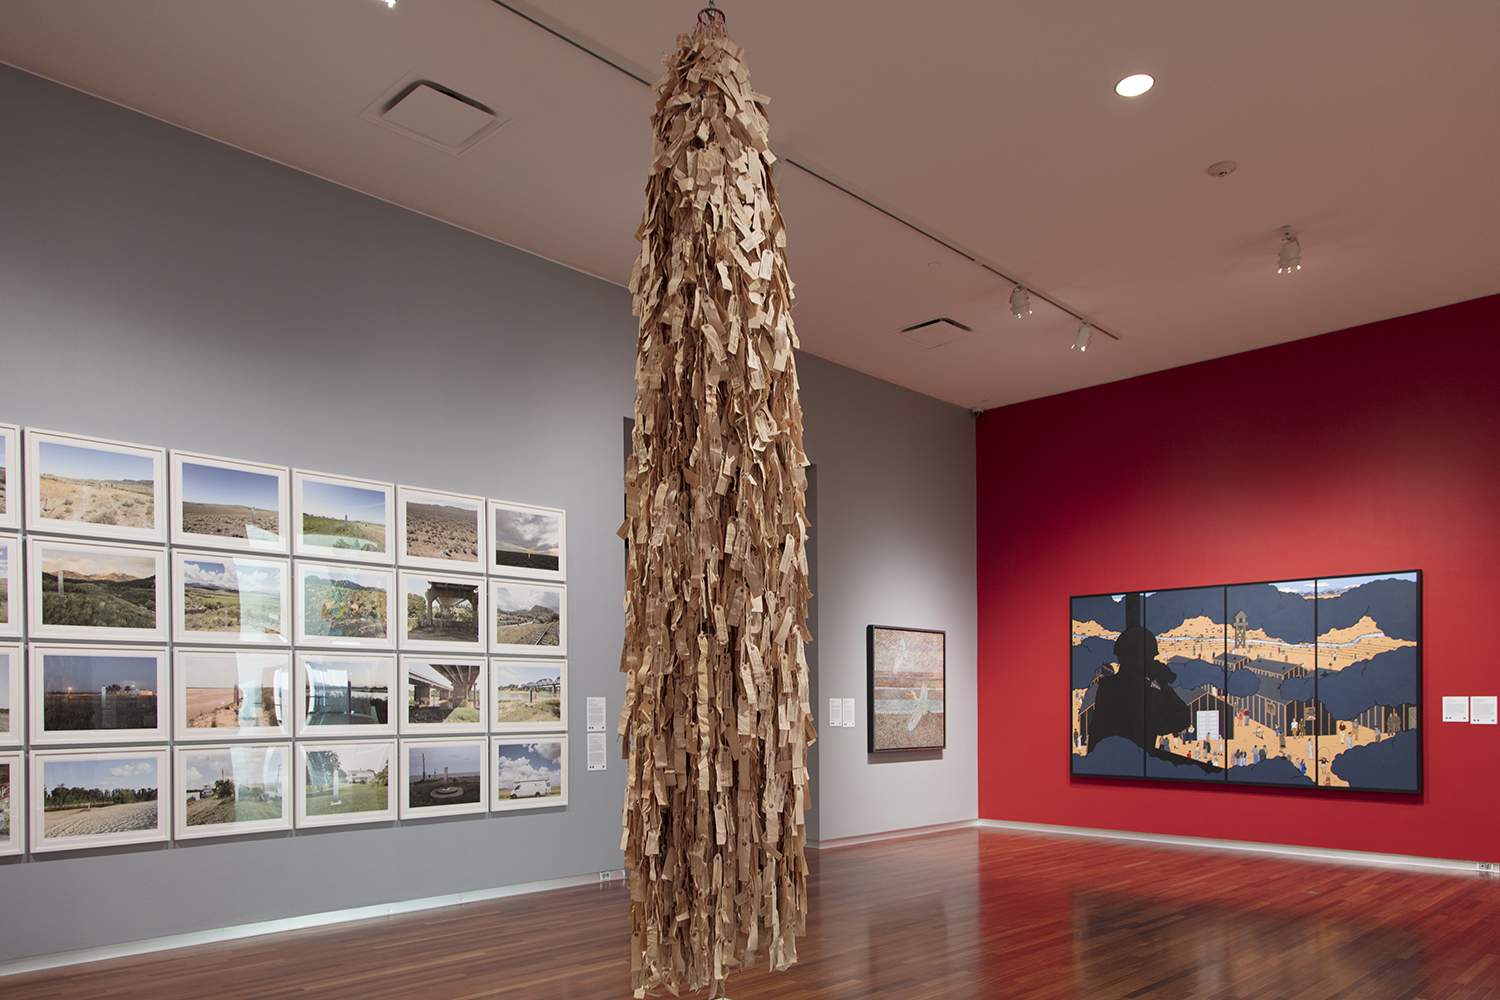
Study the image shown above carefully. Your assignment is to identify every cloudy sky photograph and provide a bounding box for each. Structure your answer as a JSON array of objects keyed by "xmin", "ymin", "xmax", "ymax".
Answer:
[
  {"xmin": 493, "ymin": 508, "xmax": 559, "ymax": 556},
  {"xmin": 44, "ymin": 755, "xmax": 158, "ymax": 793}
]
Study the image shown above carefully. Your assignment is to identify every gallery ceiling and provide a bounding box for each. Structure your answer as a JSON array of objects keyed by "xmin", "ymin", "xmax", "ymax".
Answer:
[{"xmin": 1, "ymin": 1, "xmax": 1497, "ymax": 409}]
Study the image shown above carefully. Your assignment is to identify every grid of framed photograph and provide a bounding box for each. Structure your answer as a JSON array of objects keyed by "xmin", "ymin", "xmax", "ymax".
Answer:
[{"xmin": 2, "ymin": 420, "xmax": 571, "ymax": 854}]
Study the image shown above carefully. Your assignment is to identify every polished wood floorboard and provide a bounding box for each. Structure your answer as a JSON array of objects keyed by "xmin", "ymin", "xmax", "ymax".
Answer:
[{"xmin": 4, "ymin": 828, "xmax": 1500, "ymax": 999}]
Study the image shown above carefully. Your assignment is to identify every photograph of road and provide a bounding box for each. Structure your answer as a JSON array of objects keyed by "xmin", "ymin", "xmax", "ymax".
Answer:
[
  {"xmin": 38, "ymin": 543, "xmax": 160, "ymax": 631},
  {"xmin": 406, "ymin": 742, "xmax": 483, "ymax": 809},
  {"xmin": 180, "ymin": 460, "xmax": 281, "ymax": 543},
  {"xmin": 402, "ymin": 491, "xmax": 480, "ymax": 565},
  {"xmin": 492, "ymin": 505, "xmax": 561, "ymax": 574},
  {"xmin": 182, "ymin": 746, "xmax": 287, "ymax": 828},
  {"xmin": 179, "ymin": 651, "xmax": 288, "ymax": 733},
  {"xmin": 300, "ymin": 478, "xmax": 387, "ymax": 554},
  {"xmin": 35, "ymin": 439, "xmax": 156, "ymax": 530},
  {"xmin": 40, "ymin": 754, "xmax": 160, "ymax": 842},
  {"xmin": 492, "ymin": 583, "xmax": 562, "ymax": 648},
  {"xmin": 491, "ymin": 661, "xmax": 562, "ymax": 728},
  {"xmin": 40, "ymin": 650, "xmax": 160, "ymax": 735},
  {"xmin": 302, "ymin": 743, "xmax": 391, "ymax": 819},
  {"xmin": 180, "ymin": 555, "xmax": 285, "ymax": 638}
]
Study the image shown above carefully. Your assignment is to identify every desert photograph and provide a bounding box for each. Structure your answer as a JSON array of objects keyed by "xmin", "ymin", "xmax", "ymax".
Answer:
[
  {"xmin": 180, "ymin": 460, "xmax": 282, "ymax": 543},
  {"xmin": 303, "ymin": 656, "xmax": 391, "ymax": 728},
  {"xmin": 405, "ymin": 575, "xmax": 479, "ymax": 644},
  {"xmin": 403, "ymin": 492, "xmax": 480, "ymax": 565},
  {"xmin": 493, "ymin": 740, "xmax": 563, "ymax": 802},
  {"xmin": 405, "ymin": 659, "xmax": 483, "ymax": 726},
  {"xmin": 0, "ymin": 540, "xmax": 10, "ymax": 625},
  {"xmin": 406, "ymin": 742, "xmax": 483, "ymax": 809},
  {"xmin": 36, "ymin": 439, "xmax": 156, "ymax": 530},
  {"xmin": 492, "ymin": 505, "xmax": 561, "ymax": 573},
  {"xmin": 492, "ymin": 583, "xmax": 562, "ymax": 648},
  {"xmin": 303, "ymin": 743, "xmax": 391, "ymax": 818},
  {"xmin": 41, "ymin": 650, "xmax": 160, "ymax": 734},
  {"xmin": 39, "ymin": 544, "xmax": 159, "ymax": 631},
  {"xmin": 181, "ymin": 651, "xmax": 287, "ymax": 732},
  {"xmin": 182, "ymin": 746, "xmax": 286, "ymax": 828},
  {"xmin": 180, "ymin": 556, "xmax": 284, "ymax": 637},
  {"xmin": 300, "ymin": 478, "xmax": 387, "ymax": 554},
  {"xmin": 300, "ymin": 565, "xmax": 389, "ymax": 641},
  {"xmin": 40, "ymin": 755, "xmax": 159, "ymax": 841},
  {"xmin": 492, "ymin": 661, "xmax": 562, "ymax": 727}
]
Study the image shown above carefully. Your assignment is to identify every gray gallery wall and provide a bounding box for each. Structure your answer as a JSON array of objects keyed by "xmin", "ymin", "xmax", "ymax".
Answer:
[{"xmin": 0, "ymin": 60, "xmax": 976, "ymax": 961}]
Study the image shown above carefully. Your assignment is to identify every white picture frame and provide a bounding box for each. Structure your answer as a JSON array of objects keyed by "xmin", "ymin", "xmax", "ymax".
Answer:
[
  {"xmin": 400, "ymin": 656, "xmax": 488, "ymax": 735},
  {"xmin": 27, "ymin": 537, "xmax": 169, "ymax": 643},
  {"xmin": 0, "ymin": 644, "xmax": 22, "ymax": 747},
  {"xmin": 0, "ymin": 751, "xmax": 23, "ymax": 856},
  {"xmin": 489, "ymin": 735, "xmax": 567, "ymax": 811},
  {"xmin": 173, "ymin": 743, "xmax": 292, "ymax": 840},
  {"xmin": 0, "ymin": 422, "xmax": 18, "ymax": 531},
  {"xmin": 172, "ymin": 550, "xmax": 291, "ymax": 646},
  {"xmin": 29, "ymin": 644, "xmax": 170, "ymax": 745},
  {"xmin": 294, "ymin": 740, "xmax": 396, "ymax": 829},
  {"xmin": 173, "ymin": 649, "xmax": 293, "ymax": 741},
  {"xmin": 31, "ymin": 747, "xmax": 169, "ymax": 852},
  {"xmin": 24, "ymin": 428, "xmax": 166, "ymax": 543},
  {"xmin": 0, "ymin": 534, "xmax": 18, "ymax": 638},
  {"xmin": 399, "ymin": 737, "xmax": 489, "ymax": 820},
  {"xmin": 295, "ymin": 652, "xmax": 397, "ymax": 738},
  {"xmin": 397, "ymin": 486, "xmax": 485, "ymax": 575},
  {"xmin": 294, "ymin": 560, "xmax": 395, "ymax": 650},
  {"xmin": 171, "ymin": 451, "xmax": 291, "ymax": 555},
  {"xmin": 489, "ymin": 658, "xmax": 566, "ymax": 734},
  {"xmin": 490, "ymin": 579, "xmax": 566, "ymax": 656},
  {"xmin": 399, "ymin": 570, "xmax": 486, "ymax": 654},
  {"xmin": 487, "ymin": 500, "xmax": 565, "ymax": 582},
  {"xmin": 293, "ymin": 470, "xmax": 394, "ymax": 564}
]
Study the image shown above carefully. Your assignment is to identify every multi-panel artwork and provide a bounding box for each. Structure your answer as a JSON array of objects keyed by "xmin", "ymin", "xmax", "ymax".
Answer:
[
  {"xmin": 1071, "ymin": 572, "xmax": 1421, "ymax": 793},
  {"xmin": 0, "ymin": 421, "xmax": 570, "ymax": 856}
]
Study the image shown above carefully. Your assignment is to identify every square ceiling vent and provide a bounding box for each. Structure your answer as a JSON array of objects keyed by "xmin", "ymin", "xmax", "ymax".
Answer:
[
  {"xmin": 897, "ymin": 317, "xmax": 973, "ymax": 349},
  {"xmin": 361, "ymin": 76, "xmax": 511, "ymax": 155}
]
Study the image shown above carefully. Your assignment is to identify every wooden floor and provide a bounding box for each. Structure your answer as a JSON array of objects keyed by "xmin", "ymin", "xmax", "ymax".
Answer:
[{"xmin": 5, "ymin": 828, "xmax": 1500, "ymax": 999}]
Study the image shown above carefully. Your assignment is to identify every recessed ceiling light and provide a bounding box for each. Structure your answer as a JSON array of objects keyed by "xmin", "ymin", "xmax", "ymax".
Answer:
[{"xmin": 1115, "ymin": 74, "xmax": 1154, "ymax": 97}]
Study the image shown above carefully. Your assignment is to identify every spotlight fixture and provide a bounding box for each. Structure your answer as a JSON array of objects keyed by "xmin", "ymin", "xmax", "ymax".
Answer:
[
  {"xmin": 1009, "ymin": 285, "xmax": 1032, "ymax": 319},
  {"xmin": 1073, "ymin": 322, "xmax": 1093, "ymax": 352},
  {"xmin": 1115, "ymin": 74, "xmax": 1154, "ymax": 97},
  {"xmin": 1277, "ymin": 226, "xmax": 1302, "ymax": 274}
]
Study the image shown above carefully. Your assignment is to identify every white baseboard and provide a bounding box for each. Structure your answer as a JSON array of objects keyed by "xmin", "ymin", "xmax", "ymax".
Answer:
[
  {"xmin": 0, "ymin": 868, "xmax": 628, "ymax": 979},
  {"xmin": 809, "ymin": 818, "xmax": 981, "ymax": 850}
]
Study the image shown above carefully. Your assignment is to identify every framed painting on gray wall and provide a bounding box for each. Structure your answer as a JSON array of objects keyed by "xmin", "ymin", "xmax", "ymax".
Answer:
[
  {"xmin": 489, "ymin": 658, "xmax": 566, "ymax": 733},
  {"xmin": 294, "ymin": 740, "xmax": 396, "ymax": 829},
  {"xmin": 294, "ymin": 560, "xmax": 394, "ymax": 650},
  {"xmin": 397, "ymin": 486, "xmax": 484, "ymax": 575},
  {"xmin": 29, "ymin": 644, "xmax": 170, "ymax": 745},
  {"xmin": 487, "ymin": 500, "xmax": 565, "ymax": 582},
  {"xmin": 174, "ymin": 649, "xmax": 293, "ymax": 741},
  {"xmin": 399, "ymin": 571, "xmax": 485, "ymax": 654},
  {"xmin": 490, "ymin": 580, "xmax": 565, "ymax": 656},
  {"xmin": 174, "ymin": 743, "xmax": 292, "ymax": 840},
  {"xmin": 866, "ymin": 625, "xmax": 946, "ymax": 753},
  {"xmin": 401, "ymin": 656, "xmax": 487, "ymax": 735},
  {"xmin": 399, "ymin": 737, "xmax": 488, "ymax": 820},
  {"xmin": 24, "ymin": 428, "xmax": 166, "ymax": 543},
  {"xmin": 27, "ymin": 538, "xmax": 169, "ymax": 643},
  {"xmin": 171, "ymin": 451, "xmax": 290, "ymax": 555},
  {"xmin": 30, "ymin": 748, "xmax": 170, "ymax": 852},
  {"xmin": 295, "ymin": 652, "xmax": 396, "ymax": 738},
  {"xmin": 293, "ymin": 470, "xmax": 394, "ymax": 565},
  {"xmin": 490, "ymin": 735, "xmax": 567, "ymax": 811},
  {"xmin": 172, "ymin": 550, "xmax": 290, "ymax": 645}
]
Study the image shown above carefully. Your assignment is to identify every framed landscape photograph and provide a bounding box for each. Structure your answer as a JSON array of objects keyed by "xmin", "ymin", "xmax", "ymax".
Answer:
[
  {"xmin": 0, "ymin": 534, "xmax": 18, "ymax": 638},
  {"xmin": 24, "ymin": 429, "xmax": 166, "ymax": 543},
  {"xmin": 293, "ymin": 470, "xmax": 393, "ymax": 564},
  {"xmin": 171, "ymin": 451, "xmax": 290, "ymax": 554},
  {"xmin": 174, "ymin": 649, "xmax": 293, "ymax": 740},
  {"xmin": 295, "ymin": 652, "xmax": 396, "ymax": 738},
  {"xmin": 490, "ymin": 658, "xmax": 565, "ymax": 733},
  {"xmin": 399, "ymin": 738, "xmax": 488, "ymax": 820},
  {"xmin": 397, "ymin": 486, "xmax": 484, "ymax": 574},
  {"xmin": 30, "ymin": 748, "xmax": 169, "ymax": 852},
  {"xmin": 0, "ymin": 422, "xmax": 18, "ymax": 531},
  {"xmin": 27, "ymin": 538, "xmax": 168, "ymax": 643},
  {"xmin": 295, "ymin": 561, "xmax": 394, "ymax": 649},
  {"xmin": 490, "ymin": 580, "xmax": 565, "ymax": 656},
  {"xmin": 0, "ymin": 751, "xmax": 23, "ymax": 856},
  {"xmin": 172, "ymin": 551, "xmax": 290, "ymax": 645},
  {"xmin": 295, "ymin": 740, "xmax": 396, "ymax": 829},
  {"xmin": 488, "ymin": 500, "xmax": 565, "ymax": 581},
  {"xmin": 174, "ymin": 743, "xmax": 291, "ymax": 840},
  {"xmin": 29, "ymin": 644, "xmax": 170, "ymax": 745},
  {"xmin": 866, "ymin": 625, "xmax": 946, "ymax": 753},
  {"xmin": 399, "ymin": 571, "xmax": 484, "ymax": 653},
  {"xmin": 401, "ymin": 656, "xmax": 487, "ymax": 734},
  {"xmin": 490, "ymin": 736, "xmax": 567, "ymax": 811},
  {"xmin": 0, "ymin": 644, "xmax": 22, "ymax": 747}
]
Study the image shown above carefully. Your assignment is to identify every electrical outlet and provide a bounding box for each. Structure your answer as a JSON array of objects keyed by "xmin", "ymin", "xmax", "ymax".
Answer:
[
  {"xmin": 1478, "ymin": 862, "xmax": 1497, "ymax": 875},
  {"xmin": 599, "ymin": 870, "xmax": 616, "ymax": 884}
]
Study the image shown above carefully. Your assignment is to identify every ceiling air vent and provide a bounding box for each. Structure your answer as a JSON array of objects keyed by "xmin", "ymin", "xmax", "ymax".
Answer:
[
  {"xmin": 361, "ymin": 76, "xmax": 511, "ymax": 155},
  {"xmin": 898, "ymin": 317, "xmax": 973, "ymax": 349}
]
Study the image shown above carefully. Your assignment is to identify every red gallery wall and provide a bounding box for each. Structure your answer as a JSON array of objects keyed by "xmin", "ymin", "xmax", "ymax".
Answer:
[{"xmin": 976, "ymin": 293, "xmax": 1500, "ymax": 862}]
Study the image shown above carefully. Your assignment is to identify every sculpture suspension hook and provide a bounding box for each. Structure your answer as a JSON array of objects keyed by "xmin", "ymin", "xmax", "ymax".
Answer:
[{"xmin": 696, "ymin": 1, "xmax": 726, "ymax": 36}]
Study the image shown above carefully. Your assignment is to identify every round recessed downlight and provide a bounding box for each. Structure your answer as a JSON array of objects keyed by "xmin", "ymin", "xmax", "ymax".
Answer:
[{"xmin": 1115, "ymin": 74, "xmax": 1155, "ymax": 97}]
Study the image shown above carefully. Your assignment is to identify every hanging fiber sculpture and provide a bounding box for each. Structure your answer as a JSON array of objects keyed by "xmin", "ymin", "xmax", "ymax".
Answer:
[{"xmin": 619, "ymin": 6, "xmax": 815, "ymax": 997}]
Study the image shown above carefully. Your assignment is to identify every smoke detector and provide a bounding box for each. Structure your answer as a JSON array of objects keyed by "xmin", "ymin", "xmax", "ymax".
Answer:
[
  {"xmin": 1206, "ymin": 160, "xmax": 1238, "ymax": 177},
  {"xmin": 361, "ymin": 75, "xmax": 511, "ymax": 155}
]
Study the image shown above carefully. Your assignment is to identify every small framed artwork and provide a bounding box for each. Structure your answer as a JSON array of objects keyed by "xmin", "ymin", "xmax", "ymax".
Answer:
[
  {"xmin": 397, "ymin": 486, "xmax": 484, "ymax": 574},
  {"xmin": 866, "ymin": 625, "xmax": 946, "ymax": 753},
  {"xmin": 399, "ymin": 571, "xmax": 485, "ymax": 653},
  {"xmin": 295, "ymin": 561, "xmax": 394, "ymax": 649},
  {"xmin": 0, "ymin": 644, "xmax": 22, "ymax": 747},
  {"xmin": 0, "ymin": 751, "xmax": 23, "ymax": 856},
  {"xmin": 295, "ymin": 652, "xmax": 396, "ymax": 738},
  {"xmin": 401, "ymin": 656, "xmax": 487, "ymax": 734},
  {"xmin": 171, "ymin": 451, "xmax": 290, "ymax": 554},
  {"xmin": 293, "ymin": 470, "xmax": 394, "ymax": 564},
  {"xmin": 488, "ymin": 500, "xmax": 565, "ymax": 581},
  {"xmin": 27, "ymin": 537, "xmax": 169, "ymax": 643},
  {"xmin": 399, "ymin": 737, "xmax": 488, "ymax": 820},
  {"xmin": 490, "ymin": 580, "xmax": 566, "ymax": 656},
  {"xmin": 490, "ymin": 658, "xmax": 566, "ymax": 733},
  {"xmin": 0, "ymin": 422, "xmax": 18, "ymax": 530},
  {"xmin": 172, "ymin": 550, "xmax": 290, "ymax": 645},
  {"xmin": 0, "ymin": 534, "xmax": 18, "ymax": 638},
  {"xmin": 490, "ymin": 735, "xmax": 567, "ymax": 811},
  {"xmin": 295, "ymin": 740, "xmax": 396, "ymax": 829},
  {"xmin": 24, "ymin": 429, "xmax": 166, "ymax": 543},
  {"xmin": 174, "ymin": 649, "xmax": 293, "ymax": 740},
  {"xmin": 174, "ymin": 743, "xmax": 292, "ymax": 840},
  {"xmin": 29, "ymin": 644, "xmax": 170, "ymax": 745},
  {"xmin": 30, "ymin": 748, "xmax": 169, "ymax": 852}
]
